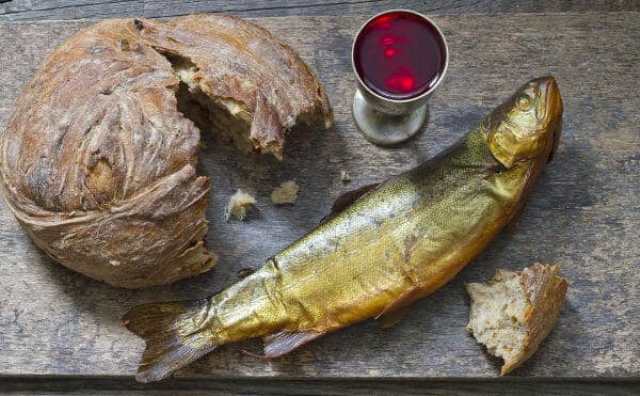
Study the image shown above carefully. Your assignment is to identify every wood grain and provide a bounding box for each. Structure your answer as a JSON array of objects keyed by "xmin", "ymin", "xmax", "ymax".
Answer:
[
  {"xmin": 2, "ymin": 0, "xmax": 640, "ymax": 21},
  {"xmin": 0, "ymin": 12, "xmax": 639, "ymax": 381},
  {"xmin": 1, "ymin": 377, "xmax": 639, "ymax": 396}
]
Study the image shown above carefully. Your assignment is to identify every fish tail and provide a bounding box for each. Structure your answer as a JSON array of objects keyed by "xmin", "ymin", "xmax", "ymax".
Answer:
[{"xmin": 122, "ymin": 298, "xmax": 220, "ymax": 383}]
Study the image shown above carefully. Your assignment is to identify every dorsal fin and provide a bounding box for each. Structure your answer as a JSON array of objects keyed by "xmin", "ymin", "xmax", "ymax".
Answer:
[{"xmin": 320, "ymin": 183, "xmax": 379, "ymax": 224}]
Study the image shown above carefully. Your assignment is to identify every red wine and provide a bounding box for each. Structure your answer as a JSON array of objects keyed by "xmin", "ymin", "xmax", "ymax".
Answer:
[{"xmin": 354, "ymin": 11, "xmax": 447, "ymax": 100}]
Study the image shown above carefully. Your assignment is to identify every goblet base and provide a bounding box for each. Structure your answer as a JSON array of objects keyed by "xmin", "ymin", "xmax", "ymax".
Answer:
[{"xmin": 352, "ymin": 89, "xmax": 428, "ymax": 146}]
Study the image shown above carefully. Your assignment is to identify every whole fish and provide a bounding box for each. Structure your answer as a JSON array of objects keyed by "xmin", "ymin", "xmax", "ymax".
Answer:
[{"xmin": 124, "ymin": 76, "xmax": 563, "ymax": 382}]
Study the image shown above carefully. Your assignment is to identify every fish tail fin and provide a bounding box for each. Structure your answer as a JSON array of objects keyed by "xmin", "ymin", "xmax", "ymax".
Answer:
[{"xmin": 122, "ymin": 298, "xmax": 219, "ymax": 383}]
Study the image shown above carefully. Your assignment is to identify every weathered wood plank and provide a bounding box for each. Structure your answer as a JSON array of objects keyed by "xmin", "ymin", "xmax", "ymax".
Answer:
[
  {"xmin": 0, "ymin": 12, "xmax": 639, "ymax": 380},
  {"xmin": 1, "ymin": 377, "xmax": 639, "ymax": 396},
  {"xmin": 141, "ymin": 0, "xmax": 640, "ymax": 19},
  {"xmin": 0, "ymin": 0, "xmax": 144, "ymax": 21},
  {"xmin": 2, "ymin": 0, "xmax": 640, "ymax": 21}
]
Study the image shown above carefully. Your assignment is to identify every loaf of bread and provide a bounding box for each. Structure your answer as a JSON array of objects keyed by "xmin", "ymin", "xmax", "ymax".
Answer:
[
  {"xmin": 0, "ymin": 16, "xmax": 332, "ymax": 288},
  {"xmin": 466, "ymin": 263, "xmax": 568, "ymax": 375}
]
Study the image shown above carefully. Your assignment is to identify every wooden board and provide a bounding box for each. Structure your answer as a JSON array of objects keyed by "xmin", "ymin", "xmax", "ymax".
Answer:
[
  {"xmin": 2, "ymin": 377, "xmax": 639, "ymax": 396},
  {"xmin": 0, "ymin": 12, "xmax": 639, "ymax": 381},
  {"xmin": 1, "ymin": 0, "xmax": 640, "ymax": 21}
]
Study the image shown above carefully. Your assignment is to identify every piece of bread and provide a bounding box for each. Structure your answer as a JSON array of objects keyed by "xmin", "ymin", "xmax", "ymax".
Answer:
[
  {"xmin": 466, "ymin": 263, "xmax": 568, "ymax": 375},
  {"xmin": 0, "ymin": 16, "xmax": 332, "ymax": 288},
  {"xmin": 225, "ymin": 190, "xmax": 256, "ymax": 221},
  {"xmin": 271, "ymin": 181, "xmax": 300, "ymax": 205}
]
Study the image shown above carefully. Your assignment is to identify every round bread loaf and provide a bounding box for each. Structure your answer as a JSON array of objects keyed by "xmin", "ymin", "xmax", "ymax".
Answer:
[{"xmin": 0, "ymin": 16, "xmax": 332, "ymax": 288}]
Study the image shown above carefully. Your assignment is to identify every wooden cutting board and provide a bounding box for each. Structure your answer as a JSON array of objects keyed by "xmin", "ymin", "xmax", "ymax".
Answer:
[{"xmin": 0, "ymin": 13, "xmax": 638, "ymax": 380}]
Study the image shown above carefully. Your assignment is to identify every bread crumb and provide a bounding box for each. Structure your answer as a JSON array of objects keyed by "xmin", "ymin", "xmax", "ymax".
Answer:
[
  {"xmin": 271, "ymin": 181, "xmax": 299, "ymax": 205},
  {"xmin": 340, "ymin": 170, "xmax": 351, "ymax": 183},
  {"xmin": 466, "ymin": 263, "xmax": 568, "ymax": 375},
  {"xmin": 225, "ymin": 190, "xmax": 256, "ymax": 221}
]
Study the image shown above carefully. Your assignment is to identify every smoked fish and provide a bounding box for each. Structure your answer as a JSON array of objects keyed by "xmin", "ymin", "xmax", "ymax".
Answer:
[{"xmin": 123, "ymin": 76, "xmax": 563, "ymax": 382}]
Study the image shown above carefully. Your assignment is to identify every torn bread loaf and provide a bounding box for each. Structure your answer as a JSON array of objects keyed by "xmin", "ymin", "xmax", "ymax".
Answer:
[
  {"xmin": 466, "ymin": 263, "xmax": 568, "ymax": 375},
  {"xmin": 0, "ymin": 16, "xmax": 332, "ymax": 288}
]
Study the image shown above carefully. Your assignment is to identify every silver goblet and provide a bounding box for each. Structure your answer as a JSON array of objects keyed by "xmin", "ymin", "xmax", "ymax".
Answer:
[{"xmin": 352, "ymin": 10, "xmax": 449, "ymax": 146}]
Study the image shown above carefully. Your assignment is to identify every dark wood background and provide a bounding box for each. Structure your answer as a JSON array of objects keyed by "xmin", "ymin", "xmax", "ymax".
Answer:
[{"xmin": 1, "ymin": 1, "xmax": 639, "ymax": 395}]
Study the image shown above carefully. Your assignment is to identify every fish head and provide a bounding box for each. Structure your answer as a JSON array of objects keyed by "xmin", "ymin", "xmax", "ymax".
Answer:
[{"xmin": 486, "ymin": 76, "xmax": 563, "ymax": 168}]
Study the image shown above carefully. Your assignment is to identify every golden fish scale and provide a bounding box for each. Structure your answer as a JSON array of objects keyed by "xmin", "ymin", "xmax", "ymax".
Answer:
[
  {"xmin": 209, "ymin": 128, "xmax": 531, "ymax": 341},
  {"xmin": 123, "ymin": 76, "xmax": 562, "ymax": 383}
]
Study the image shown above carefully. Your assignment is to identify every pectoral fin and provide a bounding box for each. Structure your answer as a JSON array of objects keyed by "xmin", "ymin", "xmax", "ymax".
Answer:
[
  {"xmin": 378, "ymin": 306, "xmax": 412, "ymax": 329},
  {"xmin": 237, "ymin": 267, "xmax": 256, "ymax": 279},
  {"xmin": 263, "ymin": 330, "xmax": 325, "ymax": 358},
  {"xmin": 375, "ymin": 288, "xmax": 421, "ymax": 328},
  {"xmin": 321, "ymin": 183, "xmax": 379, "ymax": 224}
]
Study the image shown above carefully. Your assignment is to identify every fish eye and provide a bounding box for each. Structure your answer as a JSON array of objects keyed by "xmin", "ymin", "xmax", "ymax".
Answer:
[{"xmin": 516, "ymin": 94, "xmax": 532, "ymax": 110}]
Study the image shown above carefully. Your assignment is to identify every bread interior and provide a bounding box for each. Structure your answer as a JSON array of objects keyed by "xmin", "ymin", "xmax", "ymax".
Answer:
[
  {"xmin": 466, "ymin": 270, "xmax": 528, "ymax": 367},
  {"xmin": 155, "ymin": 49, "xmax": 256, "ymax": 154}
]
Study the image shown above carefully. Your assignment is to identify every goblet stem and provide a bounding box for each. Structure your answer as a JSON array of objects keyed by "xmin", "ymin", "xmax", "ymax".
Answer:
[{"xmin": 352, "ymin": 89, "xmax": 429, "ymax": 146}]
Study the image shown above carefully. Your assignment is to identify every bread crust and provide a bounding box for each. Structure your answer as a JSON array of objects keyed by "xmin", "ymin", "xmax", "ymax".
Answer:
[
  {"xmin": 504, "ymin": 263, "xmax": 568, "ymax": 374},
  {"xmin": 0, "ymin": 16, "xmax": 332, "ymax": 288},
  {"xmin": 466, "ymin": 263, "xmax": 568, "ymax": 375}
]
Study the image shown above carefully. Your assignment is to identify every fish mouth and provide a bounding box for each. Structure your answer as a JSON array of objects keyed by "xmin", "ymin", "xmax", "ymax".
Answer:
[
  {"xmin": 536, "ymin": 76, "xmax": 563, "ymax": 127},
  {"xmin": 535, "ymin": 76, "xmax": 563, "ymax": 161}
]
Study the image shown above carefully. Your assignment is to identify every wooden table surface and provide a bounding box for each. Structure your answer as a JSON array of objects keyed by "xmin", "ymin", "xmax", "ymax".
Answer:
[{"xmin": 1, "ymin": 1, "xmax": 639, "ymax": 395}]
